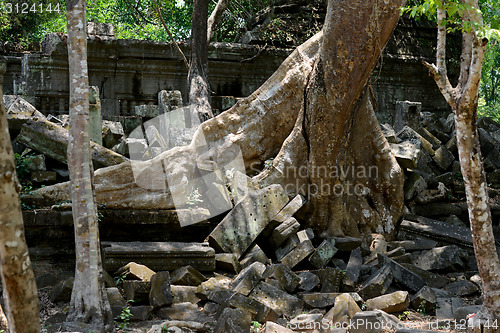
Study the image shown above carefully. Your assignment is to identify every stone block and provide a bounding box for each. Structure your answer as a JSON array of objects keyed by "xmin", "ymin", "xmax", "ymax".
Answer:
[
  {"xmin": 195, "ymin": 275, "xmax": 233, "ymax": 301},
  {"xmin": 445, "ymin": 280, "xmax": 479, "ymax": 296},
  {"xmin": 157, "ymin": 302, "xmax": 214, "ymax": 324},
  {"xmin": 271, "ymin": 217, "xmax": 301, "ymax": 247},
  {"xmin": 49, "ymin": 277, "xmax": 74, "ymax": 303},
  {"xmin": 401, "ymin": 264, "xmax": 448, "ymax": 289},
  {"xmin": 393, "ymin": 101, "xmax": 421, "ymax": 133},
  {"xmin": 413, "ymin": 245, "xmax": 465, "ymax": 271},
  {"xmin": 454, "ymin": 305, "xmax": 482, "ymax": 324},
  {"xmin": 114, "ymin": 262, "xmax": 156, "ymax": 281},
  {"xmin": 208, "ymin": 184, "xmax": 289, "ymax": 257},
  {"xmin": 297, "ymin": 271, "xmax": 320, "ymax": 292},
  {"xmin": 323, "ymin": 293, "xmax": 362, "ymax": 325},
  {"xmin": 334, "ymin": 237, "xmax": 362, "ymax": 252},
  {"xmin": 219, "ymin": 292, "xmax": 275, "ymax": 323},
  {"xmin": 411, "ymin": 286, "xmax": 436, "ymax": 315},
  {"xmin": 149, "ymin": 271, "xmax": 173, "ymax": 308},
  {"xmin": 231, "ymin": 262, "xmax": 266, "ymax": 296},
  {"xmin": 102, "ymin": 242, "xmax": 216, "ymax": 272},
  {"xmin": 31, "ymin": 171, "xmax": 57, "ymax": 183},
  {"xmin": 264, "ymin": 322, "xmax": 295, "ymax": 333},
  {"xmin": 171, "ymin": 285, "xmax": 200, "ymax": 304},
  {"xmin": 263, "ymin": 264, "xmax": 300, "ymax": 293},
  {"xmin": 299, "ymin": 292, "xmax": 339, "ymax": 308},
  {"xmin": 397, "ymin": 125, "xmax": 435, "ymax": 156},
  {"xmin": 106, "ymin": 287, "xmax": 127, "ymax": 307},
  {"xmin": 280, "ymin": 240, "xmax": 314, "ymax": 268},
  {"xmin": 240, "ymin": 244, "xmax": 269, "ymax": 269},
  {"xmin": 216, "ymin": 253, "xmax": 242, "ymax": 273},
  {"xmin": 309, "ymin": 239, "xmax": 337, "ymax": 269},
  {"xmin": 381, "ymin": 123, "xmax": 398, "ymax": 143},
  {"xmin": 365, "ymin": 291, "xmax": 410, "ymax": 313},
  {"xmin": 3, "ymin": 95, "xmax": 46, "ymax": 131},
  {"xmin": 27, "ymin": 154, "xmax": 46, "ymax": 172},
  {"xmin": 214, "ymin": 308, "xmax": 252, "ymax": 333},
  {"xmin": 128, "ymin": 305, "xmax": 154, "ymax": 321},
  {"xmin": 313, "ymin": 267, "xmax": 343, "ymax": 293},
  {"xmin": 289, "ymin": 313, "xmax": 323, "ymax": 330},
  {"xmin": 170, "ymin": 266, "xmax": 207, "ymax": 286},
  {"xmin": 358, "ymin": 264, "xmax": 393, "ymax": 300},
  {"xmin": 350, "ymin": 310, "xmax": 401, "ymax": 333},
  {"xmin": 377, "ymin": 254, "xmax": 425, "ymax": 292},
  {"xmin": 344, "ymin": 247, "xmax": 363, "ymax": 287},
  {"xmin": 404, "ymin": 172, "xmax": 427, "ymax": 201},
  {"xmin": 390, "ymin": 141, "xmax": 421, "ymax": 169},
  {"xmin": 135, "ymin": 105, "xmax": 160, "ymax": 118},
  {"xmin": 435, "ymin": 295, "xmax": 464, "ymax": 319},
  {"xmin": 433, "ymin": 146, "xmax": 455, "ymax": 171},
  {"xmin": 389, "ymin": 239, "xmax": 437, "ymax": 251},
  {"xmin": 275, "ymin": 234, "xmax": 300, "ymax": 261},
  {"xmin": 273, "ymin": 194, "xmax": 307, "ymax": 223},
  {"xmin": 123, "ymin": 280, "xmax": 150, "ymax": 302},
  {"xmin": 35, "ymin": 272, "xmax": 58, "ymax": 289},
  {"xmin": 249, "ymin": 282, "xmax": 303, "ymax": 317}
]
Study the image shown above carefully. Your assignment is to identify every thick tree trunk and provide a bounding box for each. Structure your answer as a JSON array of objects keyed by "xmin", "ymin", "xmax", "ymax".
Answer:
[
  {"xmin": 423, "ymin": 1, "xmax": 500, "ymax": 329},
  {"xmin": 0, "ymin": 62, "xmax": 40, "ymax": 332},
  {"xmin": 207, "ymin": 0, "xmax": 229, "ymax": 42},
  {"xmin": 64, "ymin": 1, "xmax": 114, "ymax": 331},
  {"xmin": 29, "ymin": 0, "xmax": 404, "ymax": 240},
  {"xmin": 189, "ymin": 0, "xmax": 213, "ymax": 123}
]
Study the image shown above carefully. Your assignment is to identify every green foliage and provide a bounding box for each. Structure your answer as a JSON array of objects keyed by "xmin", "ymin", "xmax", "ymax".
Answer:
[
  {"xmin": 114, "ymin": 304, "xmax": 133, "ymax": 331},
  {"xmin": 250, "ymin": 321, "xmax": 261, "ymax": 333},
  {"xmin": 479, "ymin": 42, "xmax": 500, "ymax": 122}
]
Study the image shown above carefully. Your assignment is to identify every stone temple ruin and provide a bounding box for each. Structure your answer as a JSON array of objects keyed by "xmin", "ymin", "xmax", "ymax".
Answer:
[{"xmin": 2, "ymin": 20, "xmax": 500, "ymax": 333}]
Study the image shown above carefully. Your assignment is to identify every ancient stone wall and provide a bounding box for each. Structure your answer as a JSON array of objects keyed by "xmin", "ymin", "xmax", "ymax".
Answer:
[{"xmin": 2, "ymin": 19, "xmax": 450, "ymax": 124}]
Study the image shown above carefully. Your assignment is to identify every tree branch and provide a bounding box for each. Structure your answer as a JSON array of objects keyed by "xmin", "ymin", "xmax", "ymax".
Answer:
[
  {"xmin": 152, "ymin": 0, "xmax": 190, "ymax": 71},
  {"xmin": 422, "ymin": 60, "xmax": 457, "ymax": 108},
  {"xmin": 207, "ymin": 0, "xmax": 229, "ymax": 43}
]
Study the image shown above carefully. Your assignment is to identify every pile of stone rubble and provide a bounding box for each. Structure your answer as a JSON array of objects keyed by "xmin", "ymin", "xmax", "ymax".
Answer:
[{"xmin": 44, "ymin": 182, "xmax": 486, "ymax": 332}]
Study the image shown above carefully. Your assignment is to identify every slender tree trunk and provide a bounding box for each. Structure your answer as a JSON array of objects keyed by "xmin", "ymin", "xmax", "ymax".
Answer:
[
  {"xmin": 423, "ymin": 1, "xmax": 500, "ymax": 329},
  {"xmin": 0, "ymin": 61, "xmax": 40, "ymax": 332},
  {"xmin": 64, "ymin": 1, "xmax": 114, "ymax": 331},
  {"xmin": 207, "ymin": 0, "xmax": 229, "ymax": 42},
  {"xmin": 189, "ymin": 0, "xmax": 213, "ymax": 123}
]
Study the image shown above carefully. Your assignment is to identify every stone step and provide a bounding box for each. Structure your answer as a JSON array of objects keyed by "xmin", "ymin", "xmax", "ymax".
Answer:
[{"xmin": 102, "ymin": 241, "xmax": 216, "ymax": 272}]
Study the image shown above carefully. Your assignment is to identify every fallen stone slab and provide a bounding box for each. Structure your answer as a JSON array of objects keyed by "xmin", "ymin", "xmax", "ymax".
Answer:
[
  {"xmin": 454, "ymin": 305, "xmax": 482, "ymax": 325},
  {"xmin": 218, "ymin": 292, "xmax": 276, "ymax": 323},
  {"xmin": 129, "ymin": 305, "xmax": 154, "ymax": 321},
  {"xmin": 147, "ymin": 320, "xmax": 211, "ymax": 333},
  {"xmin": 323, "ymin": 293, "xmax": 362, "ymax": 325},
  {"xmin": 49, "ymin": 277, "xmax": 74, "ymax": 303},
  {"xmin": 397, "ymin": 125, "xmax": 435, "ymax": 156},
  {"xmin": 289, "ymin": 313, "xmax": 323, "ymax": 331},
  {"xmin": 123, "ymin": 280, "xmax": 151, "ymax": 302},
  {"xmin": 413, "ymin": 245, "xmax": 466, "ymax": 271},
  {"xmin": 377, "ymin": 254, "xmax": 425, "ymax": 292},
  {"xmin": 297, "ymin": 271, "xmax": 320, "ymax": 292},
  {"xmin": 410, "ymin": 286, "xmax": 437, "ymax": 315},
  {"xmin": 433, "ymin": 146, "xmax": 455, "ymax": 170},
  {"xmin": 231, "ymin": 262, "xmax": 266, "ymax": 296},
  {"xmin": 195, "ymin": 275, "xmax": 233, "ymax": 301},
  {"xmin": 102, "ymin": 241, "xmax": 216, "ymax": 272},
  {"xmin": 170, "ymin": 266, "xmax": 207, "ymax": 286},
  {"xmin": 365, "ymin": 291, "xmax": 410, "ymax": 314},
  {"xmin": 399, "ymin": 216, "xmax": 473, "ymax": 250},
  {"xmin": 171, "ymin": 285, "xmax": 200, "ymax": 304},
  {"xmin": 240, "ymin": 244, "xmax": 269, "ymax": 269},
  {"xmin": 273, "ymin": 194, "xmax": 307, "ymax": 223},
  {"xmin": 401, "ymin": 263, "xmax": 448, "ymax": 288},
  {"xmin": 249, "ymin": 282, "xmax": 303, "ymax": 317},
  {"xmin": 436, "ymin": 296, "xmax": 464, "ymax": 319},
  {"xmin": 157, "ymin": 302, "xmax": 214, "ymax": 324},
  {"xmin": 271, "ymin": 216, "xmax": 301, "ymax": 247},
  {"xmin": 334, "ymin": 237, "xmax": 362, "ymax": 252},
  {"xmin": 3, "ymin": 95, "xmax": 46, "ymax": 131},
  {"xmin": 263, "ymin": 264, "xmax": 300, "ymax": 293},
  {"xmin": 299, "ymin": 292, "xmax": 339, "ymax": 308},
  {"xmin": 358, "ymin": 264, "xmax": 393, "ymax": 300},
  {"xmin": 445, "ymin": 280, "xmax": 479, "ymax": 296},
  {"xmin": 264, "ymin": 322, "xmax": 295, "ymax": 333},
  {"xmin": 344, "ymin": 247, "xmax": 363, "ymax": 288},
  {"xmin": 208, "ymin": 184, "xmax": 289, "ymax": 257},
  {"xmin": 115, "ymin": 262, "xmax": 156, "ymax": 281},
  {"xmin": 275, "ymin": 234, "xmax": 300, "ymax": 261},
  {"xmin": 389, "ymin": 239, "xmax": 438, "ymax": 251},
  {"xmin": 313, "ymin": 267, "xmax": 343, "ymax": 293},
  {"xmin": 280, "ymin": 240, "xmax": 314, "ymax": 268},
  {"xmin": 149, "ymin": 271, "xmax": 173, "ymax": 308},
  {"xmin": 390, "ymin": 141, "xmax": 422, "ymax": 169},
  {"xmin": 309, "ymin": 239, "xmax": 337, "ymax": 269},
  {"xmin": 17, "ymin": 116, "xmax": 128, "ymax": 168},
  {"xmin": 214, "ymin": 308, "xmax": 252, "ymax": 333},
  {"xmin": 404, "ymin": 172, "xmax": 428, "ymax": 201},
  {"xmin": 350, "ymin": 310, "xmax": 401, "ymax": 333},
  {"xmin": 215, "ymin": 253, "xmax": 242, "ymax": 273}
]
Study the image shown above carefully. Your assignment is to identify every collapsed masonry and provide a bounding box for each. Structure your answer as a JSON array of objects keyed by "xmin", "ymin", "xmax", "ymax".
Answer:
[{"xmin": 4, "ymin": 93, "xmax": 500, "ymax": 332}]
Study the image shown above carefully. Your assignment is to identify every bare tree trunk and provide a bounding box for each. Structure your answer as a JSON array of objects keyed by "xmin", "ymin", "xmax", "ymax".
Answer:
[
  {"xmin": 207, "ymin": 0, "xmax": 229, "ymax": 42},
  {"xmin": 189, "ymin": 0, "xmax": 213, "ymax": 123},
  {"xmin": 423, "ymin": 1, "xmax": 500, "ymax": 329},
  {"xmin": 64, "ymin": 1, "xmax": 114, "ymax": 331},
  {"xmin": 0, "ymin": 61, "xmax": 40, "ymax": 332}
]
